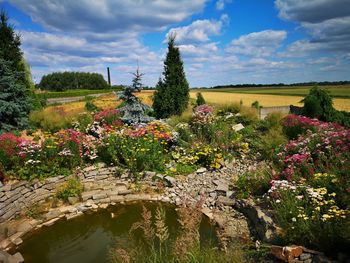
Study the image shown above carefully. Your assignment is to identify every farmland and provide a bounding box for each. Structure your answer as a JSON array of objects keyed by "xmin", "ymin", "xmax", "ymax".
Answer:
[
  {"xmin": 44, "ymin": 86, "xmax": 350, "ymax": 115},
  {"xmin": 199, "ymin": 85, "xmax": 350, "ymax": 98}
]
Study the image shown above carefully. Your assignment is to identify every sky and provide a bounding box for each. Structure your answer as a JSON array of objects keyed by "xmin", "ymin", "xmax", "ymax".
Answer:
[{"xmin": 1, "ymin": 0, "xmax": 350, "ymax": 87}]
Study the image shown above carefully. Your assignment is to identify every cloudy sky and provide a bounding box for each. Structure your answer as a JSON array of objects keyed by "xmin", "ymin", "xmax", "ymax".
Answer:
[{"xmin": 1, "ymin": 0, "xmax": 350, "ymax": 87}]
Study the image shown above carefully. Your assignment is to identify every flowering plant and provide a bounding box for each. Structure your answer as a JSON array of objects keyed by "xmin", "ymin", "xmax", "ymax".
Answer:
[
  {"xmin": 192, "ymin": 104, "xmax": 214, "ymax": 125},
  {"xmin": 94, "ymin": 108, "xmax": 122, "ymax": 126}
]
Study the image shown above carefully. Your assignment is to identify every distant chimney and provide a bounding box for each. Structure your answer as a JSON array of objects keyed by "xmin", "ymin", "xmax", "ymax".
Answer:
[{"xmin": 107, "ymin": 67, "xmax": 111, "ymax": 85}]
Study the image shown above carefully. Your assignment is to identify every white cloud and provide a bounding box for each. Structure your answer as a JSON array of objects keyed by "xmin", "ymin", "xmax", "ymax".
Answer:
[
  {"xmin": 215, "ymin": 0, "xmax": 232, "ymax": 11},
  {"xmin": 165, "ymin": 15, "xmax": 229, "ymax": 44},
  {"xmin": 226, "ymin": 30, "xmax": 287, "ymax": 57},
  {"xmin": 10, "ymin": 0, "xmax": 206, "ymax": 38}
]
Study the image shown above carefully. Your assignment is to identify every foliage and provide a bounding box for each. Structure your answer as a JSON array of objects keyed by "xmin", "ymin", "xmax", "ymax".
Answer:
[
  {"xmin": 29, "ymin": 107, "xmax": 72, "ymax": 132},
  {"xmin": 268, "ymin": 179, "xmax": 349, "ymax": 254},
  {"xmin": 116, "ymin": 68, "xmax": 154, "ymax": 124},
  {"xmin": 85, "ymin": 100, "xmax": 100, "ymax": 112},
  {"xmin": 99, "ymin": 122, "xmax": 173, "ymax": 173},
  {"xmin": 153, "ymin": 35, "xmax": 189, "ymax": 118},
  {"xmin": 56, "ymin": 177, "xmax": 83, "ymax": 202},
  {"xmin": 277, "ymin": 115, "xmax": 350, "ymax": 181},
  {"xmin": 251, "ymin": 100, "xmax": 261, "ymax": 110},
  {"xmin": 0, "ymin": 11, "xmax": 23, "ymax": 74},
  {"xmin": 235, "ymin": 164, "xmax": 273, "ymax": 199},
  {"xmin": 0, "ymin": 59, "xmax": 31, "ymax": 132},
  {"xmin": 38, "ymin": 71, "xmax": 109, "ymax": 91},
  {"xmin": 0, "ymin": 11, "xmax": 38, "ymax": 110},
  {"xmin": 195, "ymin": 92, "xmax": 206, "ymax": 106},
  {"xmin": 302, "ymin": 86, "xmax": 335, "ymax": 121}
]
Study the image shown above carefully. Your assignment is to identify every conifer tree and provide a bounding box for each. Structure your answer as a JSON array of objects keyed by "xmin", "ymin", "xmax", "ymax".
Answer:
[
  {"xmin": 153, "ymin": 35, "xmax": 189, "ymax": 118},
  {"xmin": 0, "ymin": 59, "xmax": 31, "ymax": 132},
  {"xmin": 0, "ymin": 10, "xmax": 23, "ymax": 73}
]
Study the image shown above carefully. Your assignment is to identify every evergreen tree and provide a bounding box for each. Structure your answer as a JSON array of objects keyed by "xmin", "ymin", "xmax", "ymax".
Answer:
[
  {"xmin": 196, "ymin": 92, "xmax": 206, "ymax": 106},
  {"xmin": 0, "ymin": 10, "xmax": 23, "ymax": 73},
  {"xmin": 153, "ymin": 35, "xmax": 189, "ymax": 118},
  {"xmin": 302, "ymin": 86, "xmax": 335, "ymax": 121},
  {"xmin": 0, "ymin": 59, "xmax": 31, "ymax": 132}
]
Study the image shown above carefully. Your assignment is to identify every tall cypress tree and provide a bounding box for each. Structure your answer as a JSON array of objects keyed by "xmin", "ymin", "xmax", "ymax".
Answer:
[
  {"xmin": 153, "ymin": 35, "xmax": 189, "ymax": 118},
  {"xmin": 0, "ymin": 10, "xmax": 23, "ymax": 74}
]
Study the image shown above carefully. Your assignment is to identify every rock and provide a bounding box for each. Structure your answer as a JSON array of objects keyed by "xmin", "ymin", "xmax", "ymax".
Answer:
[
  {"xmin": 9, "ymin": 252, "xmax": 24, "ymax": 263},
  {"xmin": 118, "ymin": 189, "xmax": 132, "ymax": 195},
  {"xmin": 43, "ymin": 218, "xmax": 60, "ymax": 227},
  {"xmin": 216, "ymin": 196, "xmax": 235, "ymax": 206},
  {"xmin": 271, "ymin": 245, "xmax": 303, "ymax": 262},
  {"xmin": 232, "ymin": 123, "xmax": 244, "ymax": 132},
  {"xmin": 299, "ymin": 253, "xmax": 311, "ymax": 261},
  {"xmin": 44, "ymin": 210, "xmax": 61, "ymax": 221},
  {"xmin": 92, "ymin": 193, "xmax": 108, "ymax": 200},
  {"xmin": 196, "ymin": 167, "xmax": 207, "ymax": 173},
  {"xmin": 144, "ymin": 171, "xmax": 156, "ymax": 178},
  {"xmin": 68, "ymin": 196, "xmax": 79, "ymax": 205},
  {"xmin": 235, "ymin": 199, "xmax": 278, "ymax": 242},
  {"xmin": 164, "ymin": 176, "xmax": 176, "ymax": 187},
  {"xmin": 216, "ymin": 183, "xmax": 229, "ymax": 193}
]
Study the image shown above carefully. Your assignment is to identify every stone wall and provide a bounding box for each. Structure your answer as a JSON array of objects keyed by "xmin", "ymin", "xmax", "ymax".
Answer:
[
  {"xmin": 259, "ymin": 105, "xmax": 291, "ymax": 119},
  {"xmin": 0, "ymin": 164, "xmax": 131, "ymax": 223}
]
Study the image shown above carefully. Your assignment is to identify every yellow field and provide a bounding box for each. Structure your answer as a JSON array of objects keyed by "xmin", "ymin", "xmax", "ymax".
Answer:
[
  {"xmin": 44, "ymin": 89, "xmax": 350, "ymax": 117},
  {"xmin": 189, "ymin": 91, "xmax": 350, "ymax": 112},
  {"xmin": 44, "ymin": 91, "xmax": 154, "ymax": 117}
]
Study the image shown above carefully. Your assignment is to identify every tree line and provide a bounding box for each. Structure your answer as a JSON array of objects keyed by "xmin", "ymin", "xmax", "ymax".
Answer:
[
  {"xmin": 211, "ymin": 81, "xmax": 350, "ymax": 89},
  {"xmin": 38, "ymin": 72, "xmax": 109, "ymax": 91}
]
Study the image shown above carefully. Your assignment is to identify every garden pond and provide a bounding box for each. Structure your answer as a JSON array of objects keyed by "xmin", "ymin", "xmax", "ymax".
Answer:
[{"xmin": 16, "ymin": 202, "xmax": 217, "ymax": 263}]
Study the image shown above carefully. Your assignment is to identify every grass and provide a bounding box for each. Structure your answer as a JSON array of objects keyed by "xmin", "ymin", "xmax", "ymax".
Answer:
[
  {"xmin": 198, "ymin": 85, "xmax": 350, "ymax": 98},
  {"xmin": 37, "ymin": 88, "xmax": 122, "ymax": 99}
]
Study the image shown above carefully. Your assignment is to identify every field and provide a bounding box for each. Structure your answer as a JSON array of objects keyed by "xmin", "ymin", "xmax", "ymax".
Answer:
[
  {"xmin": 199, "ymin": 85, "xmax": 350, "ymax": 98},
  {"xmin": 37, "ymin": 88, "xmax": 122, "ymax": 99},
  {"xmin": 190, "ymin": 91, "xmax": 350, "ymax": 111},
  {"xmin": 42, "ymin": 86, "xmax": 350, "ymax": 116}
]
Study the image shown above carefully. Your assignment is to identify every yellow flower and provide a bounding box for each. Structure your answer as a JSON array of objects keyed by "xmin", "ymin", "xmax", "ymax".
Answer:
[{"xmin": 292, "ymin": 217, "xmax": 297, "ymax": 222}]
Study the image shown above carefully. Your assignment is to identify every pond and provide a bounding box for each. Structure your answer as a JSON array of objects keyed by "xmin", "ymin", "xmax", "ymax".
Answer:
[{"xmin": 18, "ymin": 202, "xmax": 217, "ymax": 263}]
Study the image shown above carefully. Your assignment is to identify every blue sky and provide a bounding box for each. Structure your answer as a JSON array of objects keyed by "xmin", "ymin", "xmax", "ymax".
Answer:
[{"xmin": 1, "ymin": 0, "xmax": 350, "ymax": 87}]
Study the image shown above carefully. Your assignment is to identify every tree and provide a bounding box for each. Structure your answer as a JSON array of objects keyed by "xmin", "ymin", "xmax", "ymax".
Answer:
[
  {"xmin": 302, "ymin": 86, "xmax": 335, "ymax": 121},
  {"xmin": 196, "ymin": 92, "xmax": 206, "ymax": 106},
  {"xmin": 0, "ymin": 59, "xmax": 31, "ymax": 132},
  {"xmin": 116, "ymin": 67, "xmax": 153, "ymax": 123},
  {"xmin": 153, "ymin": 35, "xmax": 189, "ymax": 118},
  {"xmin": 0, "ymin": 10, "xmax": 23, "ymax": 73}
]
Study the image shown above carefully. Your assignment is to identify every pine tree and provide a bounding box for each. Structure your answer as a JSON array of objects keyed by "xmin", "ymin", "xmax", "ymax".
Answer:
[
  {"xmin": 153, "ymin": 35, "xmax": 189, "ymax": 118},
  {"xmin": 0, "ymin": 59, "xmax": 31, "ymax": 132},
  {"xmin": 0, "ymin": 10, "xmax": 24, "ymax": 74}
]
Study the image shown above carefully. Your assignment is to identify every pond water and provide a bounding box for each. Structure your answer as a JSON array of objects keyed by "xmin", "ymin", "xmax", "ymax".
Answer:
[{"xmin": 18, "ymin": 202, "xmax": 217, "ymax": 263}]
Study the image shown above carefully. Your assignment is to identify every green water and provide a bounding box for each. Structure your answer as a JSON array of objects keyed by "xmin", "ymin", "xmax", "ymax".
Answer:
[{"xmin": 18, "ymin": 202, "xmax": 217, "ymax": 263}]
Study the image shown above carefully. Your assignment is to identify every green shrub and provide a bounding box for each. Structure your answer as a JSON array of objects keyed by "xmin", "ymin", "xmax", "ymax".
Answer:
[
  {"xmin": 263, "ymin": 112, "xmax": 286, "ymax": 129},
  {"xmin": 238, "ymin": 106, "xmax": 259, "ymax": 124},
  {"xmin": 85, "ymin": 101, "xmax": 100, "ymax": 112},
  {"xmin": 29, "ymin": 108, "xmax": 71, "ymax": 132},
  {"xmin": 100, "ymin": 134, "xmax": 169, "ymax": 173},
  {"xmin": 196, "ymin": 92, "xmax": 206, "ymax": 106},
  {"xmin": 235, "ymin": 164, "xmax": 272, "ymax": 199},
  {"xmin": 215, "ymin": 102, "xmax": 241, "ymax": 115},
  {"xmin": 258, "ymin": 128, "xmax": 287, "ymax": 160},
  {"xmin": 56, "ymin": 177, "xmax": 83, "ymax": 202},
  {"xmin": 74, "ymin": 112, "xmax": 93, "ymax": 132},
  {"xmin": 271, "ymin": 185, "xmax": 349, "ymax": 255}
]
